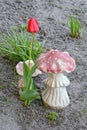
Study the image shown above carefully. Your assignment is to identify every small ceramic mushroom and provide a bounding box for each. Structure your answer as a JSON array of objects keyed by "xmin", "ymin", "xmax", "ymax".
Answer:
[
  {"xmin": 16, "ymin": 60, "xmax": 42, "ymax": 94},
  {"xmin": 37, "ymin": 49, "xmax": 76, "ymax": 109},
  {"xmin": 16, "ymin": 60, "xmax": 42, "ymax": 77}
]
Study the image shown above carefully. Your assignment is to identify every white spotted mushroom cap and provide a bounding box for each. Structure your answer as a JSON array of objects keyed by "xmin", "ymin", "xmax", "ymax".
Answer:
[
  {"xmin": 16, "ymin": 60, "xmax": 42, "ymax": 77},
  {"xmin": 37, "ymin": 49, "xmax": 76, "ymax": 73}
]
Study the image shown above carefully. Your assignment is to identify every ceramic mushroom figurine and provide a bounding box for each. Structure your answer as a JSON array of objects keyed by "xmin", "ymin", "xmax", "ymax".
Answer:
[
  {"xmin": 16, "ymin": 60, "xmax": 42, "ymax": 94},
  {"xmin": 16, "ymin": 60, "xmax": 42, "ymax": 77},
  {"xmin": 37, "ymin": 49, "xmax": 76, "ymax": 109}
]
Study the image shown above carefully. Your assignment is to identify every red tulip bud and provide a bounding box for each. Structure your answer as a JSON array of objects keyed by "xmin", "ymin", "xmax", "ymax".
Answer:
[{"xmin": 27, "ymin": 18, "xmax": 39, "ymax": 33}]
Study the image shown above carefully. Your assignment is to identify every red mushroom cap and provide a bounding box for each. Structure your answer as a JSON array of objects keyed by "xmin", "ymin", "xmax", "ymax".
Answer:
[{"xmin": 37, "ymin": 49, "xmax": 76, "ymax": 73}]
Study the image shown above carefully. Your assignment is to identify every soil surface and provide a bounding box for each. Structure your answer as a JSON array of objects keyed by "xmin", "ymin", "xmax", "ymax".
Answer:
[{"xmin": 0, "ymin": 0, "xmax": 87, "ymax": 130}]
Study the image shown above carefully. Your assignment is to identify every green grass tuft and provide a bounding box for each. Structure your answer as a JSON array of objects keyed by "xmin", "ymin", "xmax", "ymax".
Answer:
[
  {"xmin": 0, "ymin": 28, "xmax": 45, "ymax": 63},
  {"xmin": 69, "ymin": 16, "xmax": 83, "ymax": 38},
  {"xmin": 0, "ymin": 67, "xmax": 2, "ymax": 72},
  {"xmin": 46, "ymin": 111, "xmax": 58, "ymax": 121},
  {"xmin": 82, "ymin": 108, "xmax": 87, "ymax": 114},
  {"xmin": 0, "ymin": 85, "xmax": 6, "ymax": 90}
]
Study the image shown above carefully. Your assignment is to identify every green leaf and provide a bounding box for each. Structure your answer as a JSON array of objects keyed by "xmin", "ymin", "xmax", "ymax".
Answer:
[
  {"xmin": 23, "ymin": 62, "xmax": 30, "ymax": 87},
  {"xmin": 29, "ymin": 62, "xmax": 38, "ymax": 77},
  {"xmin": 23, "ymin": 62, "xmax": 38, "ymax": 89},
  {"xmin": 20, "ymin": 89, "xmax": 40, "ymax": 102}
]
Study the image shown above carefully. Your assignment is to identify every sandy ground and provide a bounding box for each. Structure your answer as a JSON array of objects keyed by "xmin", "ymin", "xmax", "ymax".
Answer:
[{"xmin": 0, "ymin": 0, "xmax": 87, "ymax": 130}]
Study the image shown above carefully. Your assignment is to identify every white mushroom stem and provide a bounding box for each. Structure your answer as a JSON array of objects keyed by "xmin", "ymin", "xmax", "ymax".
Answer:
[
  {"xmin": 42, "ymin": 73, "xmax": 70, "ymax": 109},
  {"xmin": 18, "ymin": 77, "xmax": 24, "ymax": 95}
]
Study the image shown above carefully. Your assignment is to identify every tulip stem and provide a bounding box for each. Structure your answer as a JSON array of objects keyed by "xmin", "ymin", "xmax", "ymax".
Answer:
[{"xmin": 29, "ymin": 33, "xmax": 34, "ymax": 60}]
